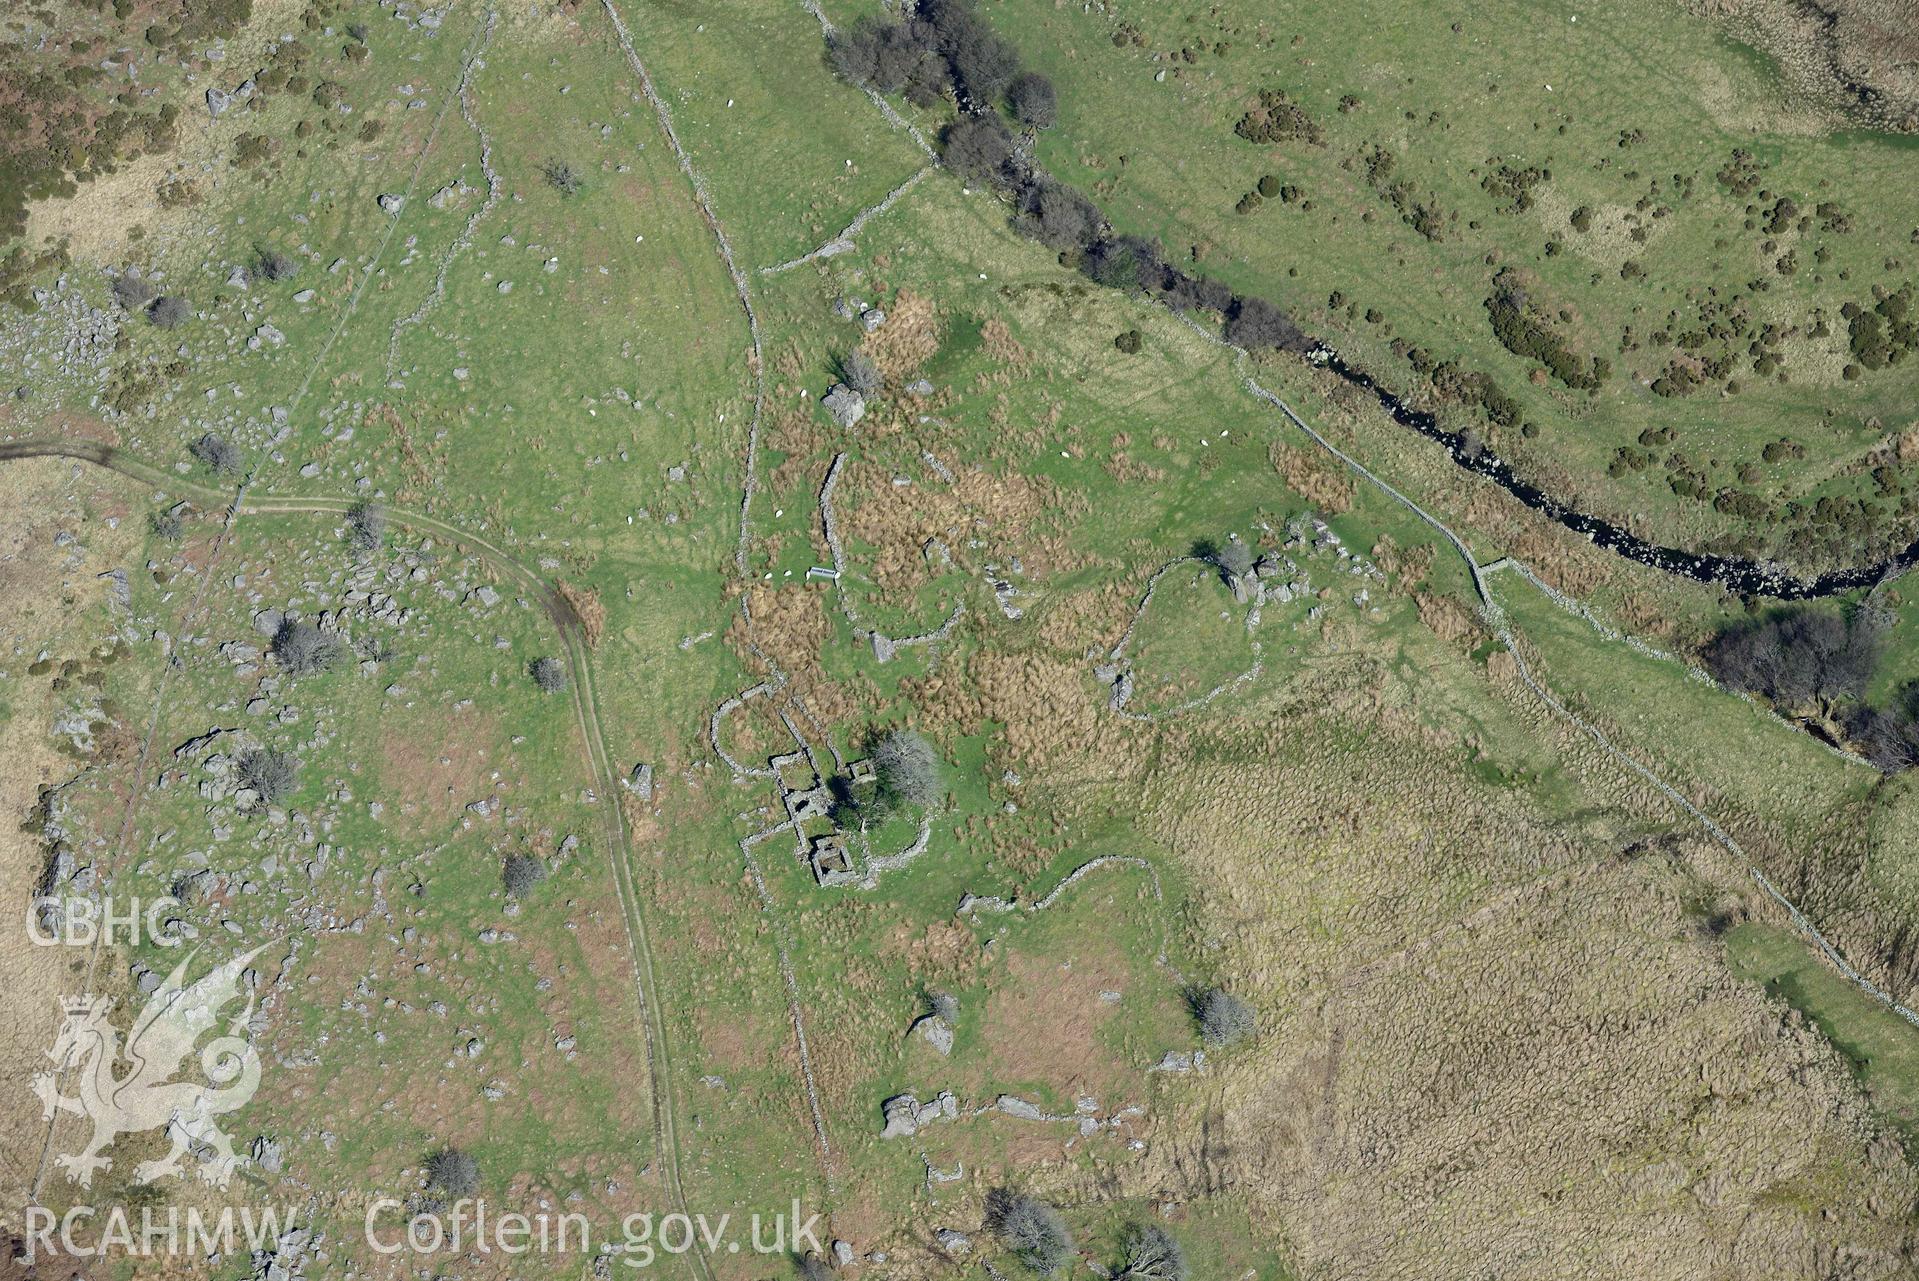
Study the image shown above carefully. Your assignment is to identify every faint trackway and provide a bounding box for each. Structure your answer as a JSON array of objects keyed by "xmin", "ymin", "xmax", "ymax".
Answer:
[
  {"xmin": 761, "ymin": 166, "xmax": 934, "ymax": 275},
  {"xmin": 597, "ymin": 0, "xmax": 765, "ymax": 579},
  {"xmin": 599, "ymin": 0, "xmax": 841, "ymax": 1202},
  {"xmin": 19, "ymin": 6, "xmax": 499, "ymax": 1207},
  {"xmin": 383, "ymin": 9, "xmax": 503, "ymax": 381}
]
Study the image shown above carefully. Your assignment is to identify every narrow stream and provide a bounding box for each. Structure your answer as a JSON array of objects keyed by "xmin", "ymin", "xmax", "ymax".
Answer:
[{"xmin": 1315, "ymin": 350, "xmax": 1919, "ymax": 599}]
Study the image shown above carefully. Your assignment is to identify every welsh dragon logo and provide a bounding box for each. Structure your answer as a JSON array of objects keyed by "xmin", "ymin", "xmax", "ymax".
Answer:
[{"xmin": 33, "ymin": 943, "xmax": 269, "ymax": 1188}]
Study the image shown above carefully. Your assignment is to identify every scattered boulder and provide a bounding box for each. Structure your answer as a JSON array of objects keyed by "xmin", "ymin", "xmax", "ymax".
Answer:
[
  {"xmin": 880, "ymin": 1093, "xmax": 920, "ymax": 1139},
  {"xmin": 1149, "ymin": 1049, "xmax": 1206, "ymax": 1074},
  {"xmin": 996, "ymin": 1094, "xmax": 1045, "ymax": 1121},
  {"xmin": 377, "ymin": 193, "xmax": 405, "ymax": 215},
  {"xmin": 821, "ymin": 383, "xmax": 865, "ymax": 428},
  {"xmin": 623, "ymin": 762, "xmax": 654, "ymax": 801},
  {"xmin": 879, "ymin": 1090, "xmax": 958, "ymax": 1138},
  {"xmin": 909, "ymin": 1012, "xmax": 954, "ymax": 1056},
  {"xmin": 250, "ymin": 1135, "xmax": 283, "ymax": 1173}
]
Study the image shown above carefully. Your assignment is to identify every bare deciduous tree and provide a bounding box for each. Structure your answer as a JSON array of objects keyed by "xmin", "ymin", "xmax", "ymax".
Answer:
[
  {"xmin": 255, "ymin": 249, "xmax": 299, "ymax": 281},
  {"xmin": 1703, "ymin": 607, "xmax": 1883, "ymax": 714},
  {"xmin": 1007, "ymin": 71, "xmax": 1057, "ymax": 128},
  {"xmin": 941, "ymin": 115, "xmax": 1018, "ymax": 189},
  {"xmin": 1011, "ymin": 179, "xmax": 1100, "ymax": 251},
  {"xmin": 873, "ymin": 728, "xmax": 942, "ymax": 812},
  {"xmin": 345, "ymin": 500, "xmax": 386, "ymax": 552},
  {"xmin": 1847, "ymin": 689, "xmax": 1919, "ymax": 772},
  {"xmin": 272, "ymin": 619, "xmax": 343, "ymax": 677},
  {"xmin": 147, "ymin": 295, "xmax": 192, "ymax": 328},
  {"xmin": 987, "ymin": 1190, "xmax": 1075, "ymax": 1276},
  {"xmin": 238, "ymin": 749, "xmax": 299, "ymax": 805},
  {"xmin": 1211, "ymin": 538, "xmax": 1254, "ymax": 583},
  {"xmin": 841, "ymin": 350, "xmax": 882, "ymax": 395},
  {"xmin": 190, "ymin": 433, "xmax": 242, "ymax": 476},
  {"xmin": 530, "ymin": 656, "xmax": 568, "ymax": 693},
  {"xmin": 1117, "ymin": 1225, "xmax": 1188, "ymax": 1281},
  {"xmin": 502, "ymin": 854, "xmax": 546, "ymax": 898},
  {"xmin": 1191, "ymin": 987, "xmax": 1256, "ymax": 1048},
  {"xmin": 425, "ymin": 1147, "xmax": 479, "ymax": 1197},
  {"xmin": 1224, "ymin": 295, "xmax": 1310, "ymax": 352},
  {"xmin": 111, "ymin": 271, "xmax": 156, "ymax": 311}
]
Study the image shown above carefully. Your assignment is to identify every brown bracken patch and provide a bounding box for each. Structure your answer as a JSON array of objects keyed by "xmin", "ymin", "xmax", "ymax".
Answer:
[
  {"xmin": 982, "ymin": 944, "xmax": 1130, "ymax": 1097},
  {"xmin": 1270, "ymin": 440, "xmax": 1355, "ymax": 513},
  {"xmin": 558, "ymin": 581, "xmax": 605, "ymax": 648},
  {"xmin": 864, "ymin": 287, "xmax": 941, "ymax": 381}
]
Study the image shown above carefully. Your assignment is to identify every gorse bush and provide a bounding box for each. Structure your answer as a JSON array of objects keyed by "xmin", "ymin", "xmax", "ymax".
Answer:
[{"xmin": 1484, "ymin": 270, "xmax": 1606, "ymax": 390}]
